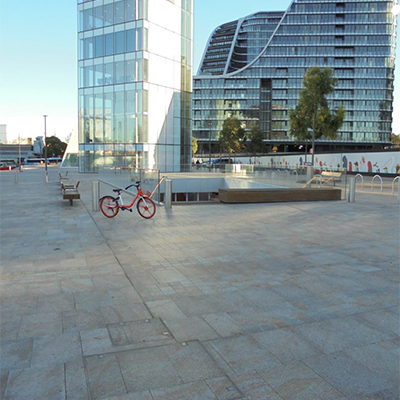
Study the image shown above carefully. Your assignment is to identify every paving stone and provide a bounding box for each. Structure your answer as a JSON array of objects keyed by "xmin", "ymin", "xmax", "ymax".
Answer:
[
  {"xmin": 205, "ymin": 376, "xmax": 243, "ymax": 400},
  {"xmin": 303, "ymin": 352, "xmax": 394, "ymax": 399},
  {"xmin": 209, "ymin": 335, "xmax": 282, "ymax": 374},
  {"xmin": 0, "ymin": 315, "xmax": 21, "ymax": 341},
  {"xmin": 164, "ymin": 316, "xmax": 220, "ymax": 342},
  {"xmin": 100, "ymin": 392, "xmax": 153, "ymax": 400},
  {"xmin": 151, "ymin": 269, "xmax": 189, "ymax": 284},
  {"xmin": 61, "ymin": 278, "xmax": 95, "ymax": 293},
  {"xmin": 345, "ymin": 343, "xmax": 400, "ymax": 386},
  {"xmin": 62, "ymin": 309, "xmax": 106, "ymax": 333},
  {"xmin": 81, "ymin": 328, "xmax": 114, "ymax": 356},
  {"xmin": 228, "ymin": 372, "xmax": 284, "ymax": 400},
  {"xmin": 37, "ymin": 293, "xmax": 75, "ymax": 313},
  {"xmin": 163, "ymin": 341, "xmax": 224, "ymax": 382},
  {"xmin": 116, "ymin": 318, "xmax": 174, "ymax": 346},
  {"xmin": 85, "ymin": 354, "xmax": 127, "ymax": 400},
  {"xmin": 0, "ymin": 370, "xmax": 9, "ymax": 399},
  {"xmin": 18, "ymin": 311, "xmax": 62, "ymax": 338},
  {"xmin": 32, "ymin": 332, "xmax": 82, "ymax": 367},
  {"xmin": 0, "ymin": 338, "xmax": 33, "ymax": 370},
  {"xmin": 252, "ymin": 327, "xmax": 323, "ymax": 362},
  {"xmin": 117, "ymin": 346, "xmax": 183, "ymax": 392},
  {"xmin": 173, "ymin": 296, "xmax": 222, "ymax": 317},
  {"xmin": 101, "ymin": 303, "xmax": 151, "ymax": 324},
  {"xmin": 258, "ymin": 361, "xmax": 348, "ymax": 400},
  {"xmin": 358, "ymin": 307, "xmax": 400, "ymax": 336},
  {"xmin": 4, "ymin": 365, "xmax": 65, "ymax": 400},
  {"xmin": 203, "ymin": 313, "xmax": 244, "ymax": 337},
  {"xmin": 66, "ymin": 360, "xmax": 89, "ymax": 400},
  {"xmin": 210, "ymin": 292, "xmax": 256, "ymax": 313},
  {"xmin": 151, "ymin": 380, "xmax": 217, "ymax": 400},
  {"xmin": 145, "ymin": 299, "xmax": 187, "ymax": 319},
  {"xmin": 293, "ymin": 315, "xmax": 395, "ymax": 353}
]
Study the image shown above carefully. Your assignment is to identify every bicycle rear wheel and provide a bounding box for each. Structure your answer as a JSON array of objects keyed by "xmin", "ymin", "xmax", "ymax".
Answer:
[
  {"xmin": 137, "ymin": 197, "xmax": 156, "ymax": 219},
  {"xmin": 100, "ymin": 196, "xmax": 119, "ymax": 218}
]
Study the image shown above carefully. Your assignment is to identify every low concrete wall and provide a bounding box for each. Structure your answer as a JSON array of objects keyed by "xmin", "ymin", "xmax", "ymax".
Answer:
[{"xmin": 218, "ymin": 188, "xmax": 342, "ymax": 203}]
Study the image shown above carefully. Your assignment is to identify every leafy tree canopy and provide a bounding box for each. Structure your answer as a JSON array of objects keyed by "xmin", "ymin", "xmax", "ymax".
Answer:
[
  {"xmin": 391, "ymin": 133, "xmax": 400, "ymax": 144},
  {"xmin": 192, "ymin": 136, "xmax": 198, "ymax": 155},
  {"xmin": 45, "ymin": 136, "xmax": 67, "ymax": 157},
  {"xmin": 289, "ymin": 66, "xmax": 345, "ymax": 142},
  {"xmin": 246, "ymin": 125, "xmax": 265, "ymax": 155},
  {"xmin": 219, "ymin": 118, "xmax": 246, "ymax": 157}
]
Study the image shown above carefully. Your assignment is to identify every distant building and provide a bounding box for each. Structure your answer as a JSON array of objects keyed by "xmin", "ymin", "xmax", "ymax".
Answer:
[
  {"xmin": 0, "ymin": 125, "xmax": 7, "ymax": 144},
  {"xmin": 193, "ymin": 0, "xmax": 397, "ymax": 153},
  {"xmin": 77, "ymin": 0, "xmax": 193, "ymax": 172},
  {"xmin": 0, "ymin": 143, "xmax": 35, "ymax": 162}
]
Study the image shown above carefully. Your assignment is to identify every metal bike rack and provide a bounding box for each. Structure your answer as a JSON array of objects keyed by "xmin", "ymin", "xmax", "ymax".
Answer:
[
  {"xmin": 392, "ymin": 176, "xmax": 399, "ymax": 195},
  {"xmin": 354, "ymin": 173, "xmax": 364, "ymax": 190},
  {"xmin": 371, "ymin": 175, "xmax": 383, "ymax": 193}
]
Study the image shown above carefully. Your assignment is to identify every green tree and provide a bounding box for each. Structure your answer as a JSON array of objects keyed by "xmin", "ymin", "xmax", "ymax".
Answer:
[
  {"xmin": 45, "ymin": 136, "xmax": 67, "ymax": 157},
  {"xmin": 218, "ymin": 117, "xmax": 245, "ymax": 161},
  {"xmin": 192, "ymin": 136, "xmax": 198, "ymax": 156},
  {"xmin": 289, "ymin": 66, "xmax": 345, "ymax": 165},
  {"xmin": 246, "ymin": 125, "xmax": 265, "ymax": 156},
  {"xmin": 391, "ymin": 133, "xmax": 400, "ymax": 145}
]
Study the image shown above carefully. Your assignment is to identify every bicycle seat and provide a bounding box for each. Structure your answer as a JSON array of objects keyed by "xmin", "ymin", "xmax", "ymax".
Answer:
[{"xmin": 112, "ymin": 188, "xmax": 122, "ymax": 193}]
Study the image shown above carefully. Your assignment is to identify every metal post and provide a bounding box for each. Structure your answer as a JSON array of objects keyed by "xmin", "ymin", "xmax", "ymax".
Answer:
[
  {"xmin": 18, "ymin": 133, "xmax": 22, "ymax": 172},
  {"xmin": 398, "ymin": 180, "xmax": 400, "ymax": 204},
  {"xmin": 14, "ymin": 170, "xmax": 18, "ymax": 183},
  {"xmin": 165, "ymin": 179, "xmax": 172, "ymax": 209},
  {"xmin": 348, "ymin": 177, "xmax": 355, "ymax": 202},
  {"xmin": 306, "ymin": 166, "xmax": 314, "ymax": 183},
  {"xmin": 43, "ymin": 115, "xmax": 48, "ymax": 182},
  {"xmin": 92, "ymin": 181, "xmax": 100, "ymax": 211},
  {"xmin": 208, "ymin": 121, "xmax": 212, "ymax": 172}
]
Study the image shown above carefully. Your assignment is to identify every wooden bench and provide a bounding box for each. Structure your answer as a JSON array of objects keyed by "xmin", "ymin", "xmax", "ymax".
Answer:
[
  {"xmin": 62, "ymin": 181, "xmax": 80, "ymax": 205},
  {"xmin": 319, "ymin": 171, "xmax": 343, "ymax": 186},
  {"xmin": 218, "ymin": 188, "xmax": 342, "ymax": 203}
]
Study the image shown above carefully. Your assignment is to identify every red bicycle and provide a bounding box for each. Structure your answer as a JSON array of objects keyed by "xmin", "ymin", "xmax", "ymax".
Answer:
[{"xmin": 99, "ymin": 181, "xmax": 156, "ymax": 219}]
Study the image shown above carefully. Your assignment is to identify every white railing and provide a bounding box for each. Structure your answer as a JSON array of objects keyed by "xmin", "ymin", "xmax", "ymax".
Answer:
[
  {"xmin": 355, "ymin": 173, "xmax": 364, "ymax": 189},
  {"xmin": 371, "ymin": 175, "xmax": 383, "ymax": 193}
]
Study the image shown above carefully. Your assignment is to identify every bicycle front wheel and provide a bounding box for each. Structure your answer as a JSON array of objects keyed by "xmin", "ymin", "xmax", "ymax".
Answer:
[
  {"xmin": 100, "ymin": 196, "xmax": 119, "ymax": 218},
  {"xmin": 137, "ymin": 197, "xmax": 156, "ymax": 219}
]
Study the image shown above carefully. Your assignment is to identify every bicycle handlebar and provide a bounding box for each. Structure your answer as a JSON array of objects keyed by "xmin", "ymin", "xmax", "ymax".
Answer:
[{"xmin": 125, "ymin": 181, "xmax": 140, "ymax": 191}]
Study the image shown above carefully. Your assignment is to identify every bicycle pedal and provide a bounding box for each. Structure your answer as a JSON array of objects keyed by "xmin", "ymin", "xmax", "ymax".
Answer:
[{"xmin": 129, "ymin": 209, "xmax": 133, "ymax": 212}]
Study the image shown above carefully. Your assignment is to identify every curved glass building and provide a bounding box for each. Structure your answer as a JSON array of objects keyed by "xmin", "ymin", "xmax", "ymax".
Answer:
[
  {"xmin": 77, "ymin": 0, "xmax": 192, "ymax": 172},
  {"xmin": 193, "ymin": 0, "xmax": 397, "ymax": 153}
]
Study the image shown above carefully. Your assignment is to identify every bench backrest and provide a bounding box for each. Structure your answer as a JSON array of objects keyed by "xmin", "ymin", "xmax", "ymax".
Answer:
[{"xmin": 321, "ymin": 171, "xmax": 342, "ymax": 178}]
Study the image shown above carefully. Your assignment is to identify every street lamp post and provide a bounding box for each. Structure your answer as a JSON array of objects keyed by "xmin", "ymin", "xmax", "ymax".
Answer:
[
  {"xmin": 43, "ymin": 115, "xmax": 48, "ymax": 182},
  {"xmin": 208, "ymin": 121, "xmax": 212, "ymax": 171},
  {"xmin": 18, "ymin": 133, "xmax": 22, "ymax": 172}
]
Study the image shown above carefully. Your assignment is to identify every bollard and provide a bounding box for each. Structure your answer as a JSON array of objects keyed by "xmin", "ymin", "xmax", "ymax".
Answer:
[
  {"xmin": 92, "ymin": 181, "xmax": 100, "ymax": 211},
  {"xmin": 398, "ymin": 180, "xmax": 400, "ymax": 204},
  {"xmin": 165, "ymin": 179, "xmax": 172, "ymax": 209},
  {"xmin": 348, "ymin": 177, "xmax": 356, "ymax": 202},
  {"xmin": 14, "ymin": 170, "xmax": 18, "ymax": 183},
  {"xmin": 306, "ymin": 166, "xmax": 314, "ymax": 183}
]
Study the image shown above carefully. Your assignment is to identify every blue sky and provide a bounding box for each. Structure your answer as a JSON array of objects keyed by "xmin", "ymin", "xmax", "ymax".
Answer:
[{"xmin": 0, "ymin": 0, "xmax": 398, "ymax": 142}]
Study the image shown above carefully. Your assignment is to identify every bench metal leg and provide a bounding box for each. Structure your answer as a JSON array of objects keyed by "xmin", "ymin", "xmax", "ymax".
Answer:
[{"xmin": 70, "ymin": 199, "xmax": 73, "ymax": 206}]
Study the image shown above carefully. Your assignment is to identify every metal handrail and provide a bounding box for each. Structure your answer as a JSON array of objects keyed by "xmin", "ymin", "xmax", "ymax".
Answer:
[
  {"xmin": 392, "ymin": 176, "xmax": 399, "ymax": 195},
  {"xmin": 354, "ymin": 173, "xmax": 364, "ymax": 190},
  {"xmin": 371, "ymin": 175, "xmax": 383, "ymax": 193}
]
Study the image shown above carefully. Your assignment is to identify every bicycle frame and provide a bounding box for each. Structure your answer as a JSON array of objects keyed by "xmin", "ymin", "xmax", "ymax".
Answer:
[
  {"xmin": 113, "ymin": 185, "xmax": 147, "ymax": 210},
  {"xmin": 100, "ymin": 181, "xmax": 156, "ymax": 219},
  {"xmin": 116, "ymin": 188, "xmax": 144, "ymax": 210}
]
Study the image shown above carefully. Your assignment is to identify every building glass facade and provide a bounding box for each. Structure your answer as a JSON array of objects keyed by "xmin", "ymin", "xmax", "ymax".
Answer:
[
  {"xmin": 77, "ymin": 0, "xmax": 192, "ymax": 172},
  {"xmin": 193, "ymin": 0, "xmax": 397, "ymax": 152}
]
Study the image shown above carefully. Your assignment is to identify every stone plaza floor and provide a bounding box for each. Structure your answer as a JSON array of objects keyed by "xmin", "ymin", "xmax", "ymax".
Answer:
[{"xmin": 0, "ymin": 166, "xmax": 399, "ymax": 400}]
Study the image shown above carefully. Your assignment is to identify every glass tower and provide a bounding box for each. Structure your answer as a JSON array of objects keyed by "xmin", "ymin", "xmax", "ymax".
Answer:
[
  {"xmin": 193, "ymin": 0, "xmax": 397, "ymax": 153},
  {"xmin": 77, "ymin": 0, "xmax": 192, "ymax": 172}
]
